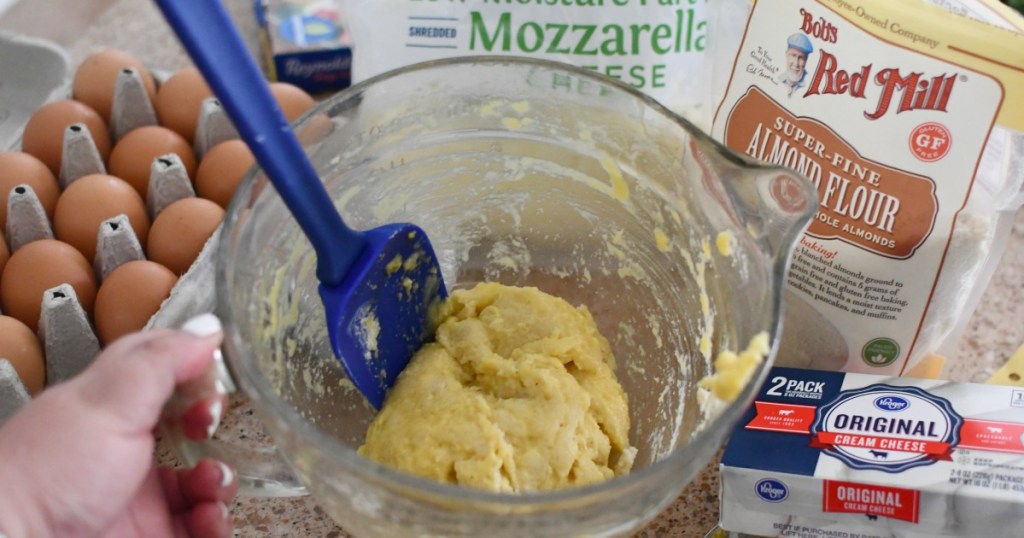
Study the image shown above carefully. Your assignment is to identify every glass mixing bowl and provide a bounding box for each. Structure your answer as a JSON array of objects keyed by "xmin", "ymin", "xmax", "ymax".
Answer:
[{"xmin": 169, "ymin": 56, "xmax": 816, "ymax": 537}]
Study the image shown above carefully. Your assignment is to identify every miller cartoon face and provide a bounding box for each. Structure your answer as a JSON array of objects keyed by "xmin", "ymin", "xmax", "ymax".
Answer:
[
  {"xmin": 785, "ymin": 47, "xmax": 809, "ymax": 82},
  {"xmin": 782, "ymin": 32, "xmax": 814, "ymax": 86}
]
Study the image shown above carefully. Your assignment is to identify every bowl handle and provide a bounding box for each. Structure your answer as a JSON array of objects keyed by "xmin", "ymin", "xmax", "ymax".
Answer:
[
  {"xmin": 687, "ymin": 135, "xmax": 818, "ymax": 266},
  {"xmin": 720, "ymin": 160, "xmax": 818, "ymax": 268},
  {"xmin": 160, "ymin": 314, "xmax": 307, "ymax": 497}
]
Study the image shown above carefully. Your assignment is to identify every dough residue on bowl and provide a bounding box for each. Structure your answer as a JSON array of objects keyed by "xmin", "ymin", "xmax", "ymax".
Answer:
[
  {"xmin": 699, "ymin": 331, "xmax": 770, "ymax": 403},
  {"xmin": 358, "ymin": 282, "xmax": 637, "ymax": 493}
]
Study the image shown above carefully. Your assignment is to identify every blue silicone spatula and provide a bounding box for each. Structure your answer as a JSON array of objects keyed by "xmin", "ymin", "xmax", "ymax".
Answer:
[{"xmin": 154, "ymin": 0, "xmax": 447, "ymax": 409}]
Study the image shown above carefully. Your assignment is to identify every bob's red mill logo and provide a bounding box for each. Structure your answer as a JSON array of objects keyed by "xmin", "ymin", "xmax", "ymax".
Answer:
[{"xmin": 798, "ymin": 8, "xmax": 957, "ymax": 119}]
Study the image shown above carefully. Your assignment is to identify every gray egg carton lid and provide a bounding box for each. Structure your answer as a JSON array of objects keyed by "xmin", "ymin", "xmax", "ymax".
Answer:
[{"xmin": 0, "ymin": 31, "xmax": 71, "ymax": 152}]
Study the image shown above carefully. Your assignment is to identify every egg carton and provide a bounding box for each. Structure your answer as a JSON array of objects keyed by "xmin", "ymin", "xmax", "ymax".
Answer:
[{"xmin": 1, "ymin": 37, "xmax": 239, "ymax": 423}]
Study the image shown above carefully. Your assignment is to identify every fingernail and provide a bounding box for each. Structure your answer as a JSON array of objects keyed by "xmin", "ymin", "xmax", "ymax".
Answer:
[
  {"xmin": 207, "ymin": 399, "xmax": 223, "ymax": 439},
  {"xmin": 212, "ymin": 349, "xmax": 236, "ymax": 395},
  {"xmin": 220, "ymin": 501, "xmax": 231, "ymax": 520},
  {"xmin": 182, "ymin": 313, "xmax": 223, "ymax": 341},
  {"xmin": 216, "ymin": 460, "xmax": 234, "ymax": 488}
]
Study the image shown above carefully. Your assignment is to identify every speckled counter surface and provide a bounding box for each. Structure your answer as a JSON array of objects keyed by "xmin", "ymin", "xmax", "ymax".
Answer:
[{"xmin": 38, "ymin": 0, "xmax": 1024, "ymax": 536}]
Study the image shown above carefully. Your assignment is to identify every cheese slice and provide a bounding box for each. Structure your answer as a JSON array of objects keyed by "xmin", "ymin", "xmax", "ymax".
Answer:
[
  {"xmin": 987, "ymin": 343, "xmax": 1024, "ymax": 386},
  {"xmin": 905, "ymin": 353, "xmax": 947, "ymax": 380}
]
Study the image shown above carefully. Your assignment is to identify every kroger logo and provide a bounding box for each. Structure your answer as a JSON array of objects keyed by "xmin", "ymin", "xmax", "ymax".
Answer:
[
  {"xmin": 755, "ymin": 478, "xmax": 789, "ymax": 503},
  {"xmin": 874, "ymin": 395, "xmax": 911, "ymax": 412}
]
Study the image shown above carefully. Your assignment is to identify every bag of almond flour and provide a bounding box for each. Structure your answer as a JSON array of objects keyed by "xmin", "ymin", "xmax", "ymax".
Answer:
[
  {"xmin": 339, "ymin": 0, "xmax": 713, "ymax": 128},
  {"xmin": 706, "ymin": 0, "xmax": 1024, "ymax": 376},
  {"xmin": 924, "ymin": 0, "xmax": 1024, "ymax": 30}
]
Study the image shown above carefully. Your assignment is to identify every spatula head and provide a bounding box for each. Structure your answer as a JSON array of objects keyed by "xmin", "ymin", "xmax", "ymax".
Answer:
[{"xmin": 319, "ymin": 224, "xmax": 447, "ymax": 409}]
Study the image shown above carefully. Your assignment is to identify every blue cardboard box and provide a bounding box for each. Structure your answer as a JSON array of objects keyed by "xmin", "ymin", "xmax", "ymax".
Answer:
[{"xmin": 254, "ymin": 0, "xmax": 352, "ymax": 94}]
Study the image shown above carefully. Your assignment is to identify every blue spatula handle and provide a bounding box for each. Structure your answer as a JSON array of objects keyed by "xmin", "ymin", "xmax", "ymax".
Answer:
[{"xmin": 154, "ymin": 0, "xmax": 363, "ymax": 286}]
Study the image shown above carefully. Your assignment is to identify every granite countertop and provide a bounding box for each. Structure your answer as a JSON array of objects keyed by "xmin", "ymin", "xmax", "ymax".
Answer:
[{"xmin": 8, "ymin": 0, "xmax": 1024, "ymax": 536}]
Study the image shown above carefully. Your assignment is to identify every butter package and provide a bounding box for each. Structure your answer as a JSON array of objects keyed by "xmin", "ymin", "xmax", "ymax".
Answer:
[
  {"xmin": 719, "ymin": 366, "xmax": 1024, "ymax": 537},
  {"xmin": 254, "ymin": 0, "xmax": 352, "ymax": 94}
]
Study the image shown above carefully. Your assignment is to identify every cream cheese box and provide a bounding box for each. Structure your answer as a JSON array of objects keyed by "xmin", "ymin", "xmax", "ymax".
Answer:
[{"xmin": 719, "ymin": 366, "xmax": 1024, "ymax": 537}]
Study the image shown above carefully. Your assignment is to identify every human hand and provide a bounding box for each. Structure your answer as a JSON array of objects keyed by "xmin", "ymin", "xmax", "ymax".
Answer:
[{"xmin": 0, "ymin": 315, "xmax": 237, "ymax": 538}]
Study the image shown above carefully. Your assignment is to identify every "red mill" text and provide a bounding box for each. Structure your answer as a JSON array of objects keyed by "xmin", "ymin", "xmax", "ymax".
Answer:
[{"xmin": 803, "ymin": 50, "xmax": 957, "ymax": 120}]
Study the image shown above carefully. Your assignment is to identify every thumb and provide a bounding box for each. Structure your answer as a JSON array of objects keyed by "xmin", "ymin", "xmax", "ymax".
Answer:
[{"xmin": 72, "ymin": 319, "xmax": 222, "ymax": 433}]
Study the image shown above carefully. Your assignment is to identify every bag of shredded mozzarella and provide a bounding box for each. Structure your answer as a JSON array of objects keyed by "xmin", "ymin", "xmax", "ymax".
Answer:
[
  {"xmin": 706, "ymin": 0, "xmax": 1024, "ymax": 376},
  {"xmin": 339, "ymin": 0, "xmax": 712, "ymax": 128}
]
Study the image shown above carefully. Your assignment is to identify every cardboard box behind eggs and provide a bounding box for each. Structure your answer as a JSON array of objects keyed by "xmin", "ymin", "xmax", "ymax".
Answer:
[
  {"xmin": 0, "ymin": 35, "xmax": 319, "ymax": 422},
  {"xmin": 254, "ymin": 0, "xmax": 352, "ymax": 94}
]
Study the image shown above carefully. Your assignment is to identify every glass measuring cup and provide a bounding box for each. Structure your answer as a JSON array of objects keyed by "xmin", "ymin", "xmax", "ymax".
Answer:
[{"xmin": 165, "ymin": 56, "xmax": 817, "ymax": 537}]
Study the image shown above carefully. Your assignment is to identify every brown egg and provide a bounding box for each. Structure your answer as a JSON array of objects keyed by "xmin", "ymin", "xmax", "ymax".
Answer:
[
  {"xmin": 195, "ymin": 139, "xmax": 254, "ymax": 208},
  {"xmin": 20, "ymin": 99, "xmax": 112, "ymax": 176},
  {"xmin": 108, "ymin": 125, "xmax": 197, "ymax": 199},
  {"xmin": 155, "ymin": 67, "xmax": 215, "ymax": 144},
  {"xmin": 147, "ymin": 197, "xmax": 224, "ymax": 275},
  {"xmin": 295, "ymin": 112, "xmax": 335, "ymax": 147},
  {"xmin": 0, "ymin": 239, "xmax": 97, "ymax": 332},
  {"xmin": 0, "ymin": 151, "xmax": 60, "ymax": 230},
  {"xmin": 53, "ymin": 174, "xmax": 150, "ymax": 262},
  {"xmin": 270, "ymin": 82, "xmax": 316, "ymax": 123},
  {"xmin": 72, "ymin": 48, "xmax": 158, "ymax": 124},
  {"xmin": 0, "ymin": 238, "xmax": 8, "ymax": 282},
  {"xmin": 94, "ymin": 260, "xmax": 177, "ymax": 345},
  {"xmin": 0, "ymin": 315, "xmax": 45, "ymax": 395}
]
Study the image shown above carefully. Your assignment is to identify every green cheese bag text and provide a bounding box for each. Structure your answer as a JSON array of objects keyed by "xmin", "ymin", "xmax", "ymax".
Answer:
[{"xmin": 340, "ymin": 0, "xmax": 711, "ymax": 128}]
